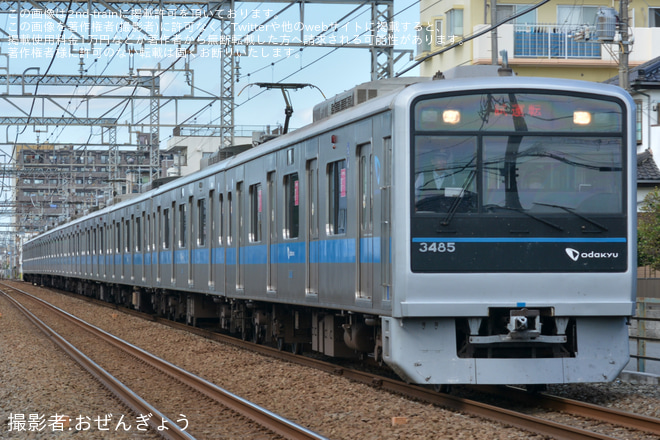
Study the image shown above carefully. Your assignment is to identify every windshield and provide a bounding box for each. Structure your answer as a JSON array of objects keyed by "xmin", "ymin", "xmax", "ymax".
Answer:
[
  {"xmin": 484, "ymin": 135, "xmax": 621, "ymax": 213},
  {"xmin": 412, "ymin": 91, "xmax": 624, "ymax": 216}
]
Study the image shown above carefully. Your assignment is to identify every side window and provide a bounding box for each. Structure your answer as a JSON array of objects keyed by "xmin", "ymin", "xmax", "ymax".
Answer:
[
  {"xmin": 125, "ymin": 219, "xmax": 131, "ymax": 253},
  {"xmin": 136, "ymin": 216, "xmax": 142, "ymax": 252},
  {"xmin": 227, "ymin": 192, "xmax": 233, "ymax": 245},
  {"xmin": 284, "ymin": 173, "xmax": 299, "ymax": 239},
  {"xmin": 115, "ymin": 221, "xmax": 121, "ymax": 253},
  {"xmin": 163, "ymin": 208, "xmax": 170, "ymax": 249},
  {"xmin": 249, "ymin": 183, "xmax": 263, "ymax": 242},
  {"xmin": 218, "ymin": 193, "xmax": 224, "ymax": 245},
  {"xmin": 178, "ymin": 203, "xmax": 187, "ymax": 248},
  {"xmin": 328, "ymin": 160, "xmax": 347, "ymax": 235},
  {"xmin": 99, "ymin": 226, "xmax": 104, "ymax": 255},
  {"xmin": 198, "ymin": 198, "xmax": 207, "ymax": 246}
]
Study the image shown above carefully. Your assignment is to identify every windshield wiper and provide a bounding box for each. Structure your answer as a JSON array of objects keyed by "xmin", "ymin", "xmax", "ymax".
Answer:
[
  {"xmin": 532, "ymin": 202, "xmax": 608, "ymax": 231},
  {"xmin": 484, "ymin": 204, "xmax": 564, "ymax": 231},
  {"xmin": 440, "ymin": 161, "xmax": 477, "ymax": 227}
]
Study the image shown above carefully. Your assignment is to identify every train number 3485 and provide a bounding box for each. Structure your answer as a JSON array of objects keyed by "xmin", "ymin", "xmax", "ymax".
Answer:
[{"xmin": 418, "ymin": 242, "xmax": 456, "ymax": 253}]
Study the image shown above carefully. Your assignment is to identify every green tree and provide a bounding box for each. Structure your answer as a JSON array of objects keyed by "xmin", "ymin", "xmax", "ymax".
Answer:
[{"xmin": 638, "ymin": 187, "xmax": 660, "ymax": 269}]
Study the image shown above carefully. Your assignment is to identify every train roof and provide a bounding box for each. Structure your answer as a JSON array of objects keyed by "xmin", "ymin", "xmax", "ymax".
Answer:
[{"xmin": 25, "ymin": 75, "xmax": 633, "ymax": 245}]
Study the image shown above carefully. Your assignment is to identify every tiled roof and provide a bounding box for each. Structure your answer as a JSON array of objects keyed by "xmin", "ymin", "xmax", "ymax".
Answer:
[
  {"xmin": 638, "ymin": 149, "xmax": 660, "ymax": 182},
  {"xmin": 605, "ymin": 56, "xmax": 660, "ymax": 89}
]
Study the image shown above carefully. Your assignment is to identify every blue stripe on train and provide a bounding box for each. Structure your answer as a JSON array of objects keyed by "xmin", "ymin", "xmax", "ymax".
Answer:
[{"xmin": 104, "ymin": 237, "xmax": 383, "ymax": 266}]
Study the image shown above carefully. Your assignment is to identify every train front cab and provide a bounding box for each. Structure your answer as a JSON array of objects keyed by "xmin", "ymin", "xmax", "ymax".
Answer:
[{"xmin": 382, "ymin": 78, "xmax": 636, "ymax": 385}]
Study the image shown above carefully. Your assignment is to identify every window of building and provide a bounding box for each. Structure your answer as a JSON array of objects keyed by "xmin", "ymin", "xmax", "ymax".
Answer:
[
  {"xmin": 328, "ymin": 160, "xmax": 347, "ymax": 235},
  {"xmin": 636, "ymin": 99, "xmax": 643, "ymax": 144},
  {"xmin": 176, "ymin": 150, "xmax": 188, "ymax": 166},
  {"xmin": 557, "ymin": 5, "xmax": 598, "ymax": 29},
  {"xmin": 497, "ymin": 4, "xmax": 536, "ymax": 25},
  {"xmin": 651, "ymin": 7, "xmax": 660, "ymax": 27},
  {"xmin": 447, "ymin": 9, "xmax": 463, "ymax": 37},
  {"xmin": 284, "ymin": 173, "xmax": 299, "ymax": 239},
  {"xmin": 434, "ymin": 19, "xmax": 444, "ymax": 46},
  {"xmin": 249, "ymin": 183, "xmax": 262, "ymax": 243},
  {"xmin": 416, "ymin": 23, "xmax": 431, "ymax": 54}
]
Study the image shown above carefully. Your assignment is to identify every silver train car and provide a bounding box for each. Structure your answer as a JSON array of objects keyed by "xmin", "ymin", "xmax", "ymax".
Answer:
[{"xmin": 23, "ymin": 75, "xmax": 637, "ymax": 385}]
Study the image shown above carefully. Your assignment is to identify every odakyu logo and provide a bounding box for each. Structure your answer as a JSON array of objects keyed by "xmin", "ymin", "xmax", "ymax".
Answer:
[{"xmin": 565, "ymin": 248, "xmax": 619, "ymax": 262}]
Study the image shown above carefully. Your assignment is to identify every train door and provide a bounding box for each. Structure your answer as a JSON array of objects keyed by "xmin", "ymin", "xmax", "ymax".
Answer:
[
  {"xmin": 156, "ymin": 207, "xmax": 162, "ymax": 284},
  {"xmin": 149, "ymin": 212, "xmax": 156, "ymax": 285},
  {"xmin": 110, "ymin": 221, "xmax": 115, "ymax": 279},
  {"xmin": 226, "ymin": 191, "xmax": 234, "ymax": 293},
  {"xmin": 306, "ymin": 159, "xmax": 319, "ymax": 296},
  {"xmin": 99, "ymin": 225, "xmax": 105, "ymax": 279},
  {"xmin": 131, "ymin": 215, "xmax": 139, "ymax": 281},
  {"xmin": 142, "ymin": 212, "xmax": 148, "ymax": 283},
  {"xmin": 119, "ymin": 219, "xmax": 125, "ymax": 280},
  {"xmin": 136, "ymin": 213, "xmax": 144, "ymax": 283},
  {"xmin": 172, "ymin": 200, "xmax": 179, "ymax": 286},
  {"xmin": 207, "ymin": 189, "xmax": 214, "ymax": 291},
  {"xmin": 215, "ymin": 191, "xmax": 225, "ymax": 294},
  {"xmin": 88, "ymin": 228, "xmax": 93, "ymax": 277},
  {"xmin": 93, "ymin": 227, "xmax": 98, "ymax": 278},
  {"xmin": 175, "ymin": 196, "xmax": 188, "ymax": 289},
  {"xmin": 126, "ymin": 216, "xmax": 132, "ymax": 281},
  {"xmin": 187, "ymin": 196, "xmax": 193, "ymax": 288},
  {"xmin": 357, "ymin": 143, "xmax": 373, "ymax": 301},
  {"xmin": 267, "ymin": 172, "xmax": 277, "ymax": 293},
  {"xmin": 162, "ymin": 203, "xmax": 175, "ymax": 285},
  {"xmin": 381, "ymin": 137, "xmax": 392, "ymax": 303},
  {"xmin": 236, "ymin": 182, "xmax": 244, "ymax": 292}
]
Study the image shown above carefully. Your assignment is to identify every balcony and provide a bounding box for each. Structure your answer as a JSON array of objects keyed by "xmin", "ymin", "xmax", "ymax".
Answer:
[
  {"xmin": 473, "ymin": 24, "xmax": 660, "ymax": 66},
  {"xmin": 513, "ymin": 24, "xmax": 601, "ymax": 59}
]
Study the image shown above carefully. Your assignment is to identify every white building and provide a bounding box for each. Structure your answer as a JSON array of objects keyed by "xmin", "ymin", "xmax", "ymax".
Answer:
[{"xmin": 604, "ymin": 57, "xmax": 660, "ymax": 209}]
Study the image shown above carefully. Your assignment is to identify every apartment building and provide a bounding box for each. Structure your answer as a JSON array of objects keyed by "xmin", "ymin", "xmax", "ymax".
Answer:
[
  {"xmin": 417, "ymin": 0, "xmax": 660, "ymax": 81},
  {"xmin": 15, "ymin": 144, "xmax": 160, "ymax": 231}
]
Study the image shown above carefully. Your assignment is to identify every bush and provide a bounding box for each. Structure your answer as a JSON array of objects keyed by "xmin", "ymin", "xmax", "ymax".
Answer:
[{"xmin": 638, "ymin": 187, "xmax": 660, "ymax": 269}]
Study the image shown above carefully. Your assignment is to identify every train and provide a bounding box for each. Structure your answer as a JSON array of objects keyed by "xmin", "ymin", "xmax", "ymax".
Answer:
[{"xmin": 22, "ymin": 71, "xmax": 637, "ymax": 386}]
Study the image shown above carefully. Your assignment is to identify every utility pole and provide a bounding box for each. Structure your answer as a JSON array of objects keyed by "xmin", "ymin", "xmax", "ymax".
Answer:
[
  {"xmin": 491, "ymin": 0, "xmax": 498, "ymax": 65},
  {"xmin": 619, "ymin": 0, "xmax": 630, "ymax": 90}
]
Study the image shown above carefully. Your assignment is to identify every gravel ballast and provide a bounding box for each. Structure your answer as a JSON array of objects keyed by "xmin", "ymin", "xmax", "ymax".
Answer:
[{"xmin": 2, "ymin": 281, "xmax": 660, "ymax": 439}]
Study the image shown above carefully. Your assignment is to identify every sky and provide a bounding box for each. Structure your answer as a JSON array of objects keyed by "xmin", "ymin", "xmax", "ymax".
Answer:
[
  {"xmin": 0, "ymin": 1, "xmax": 423, "ymax": 149},
  {"xmin": 0, "ymin": 1, "xmax": 423, "ymax": 245}
]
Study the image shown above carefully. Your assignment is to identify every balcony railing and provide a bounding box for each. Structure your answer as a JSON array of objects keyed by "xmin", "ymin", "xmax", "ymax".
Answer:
[{"xmin": 514, "ymin": 24, "xmax": 601, "ymax": 59}]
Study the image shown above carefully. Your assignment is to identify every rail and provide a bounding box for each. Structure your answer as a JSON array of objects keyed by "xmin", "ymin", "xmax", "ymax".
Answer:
[{"xmin": 2, "ymin": 282, "xmax": 327, "ymax": 440}]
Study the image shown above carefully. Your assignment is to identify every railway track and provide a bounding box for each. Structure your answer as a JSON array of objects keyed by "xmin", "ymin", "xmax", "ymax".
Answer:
[
  {"xmin": 477, "ymin": 385, "xmax": 660, "ymax": 437},
  {"xmin": 0, "ymin": 283, "xmax": 327, "ymax": 440},
  {"xmin": 8, "ymin": 280, "xmax": 660, "ymax": 440}
]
